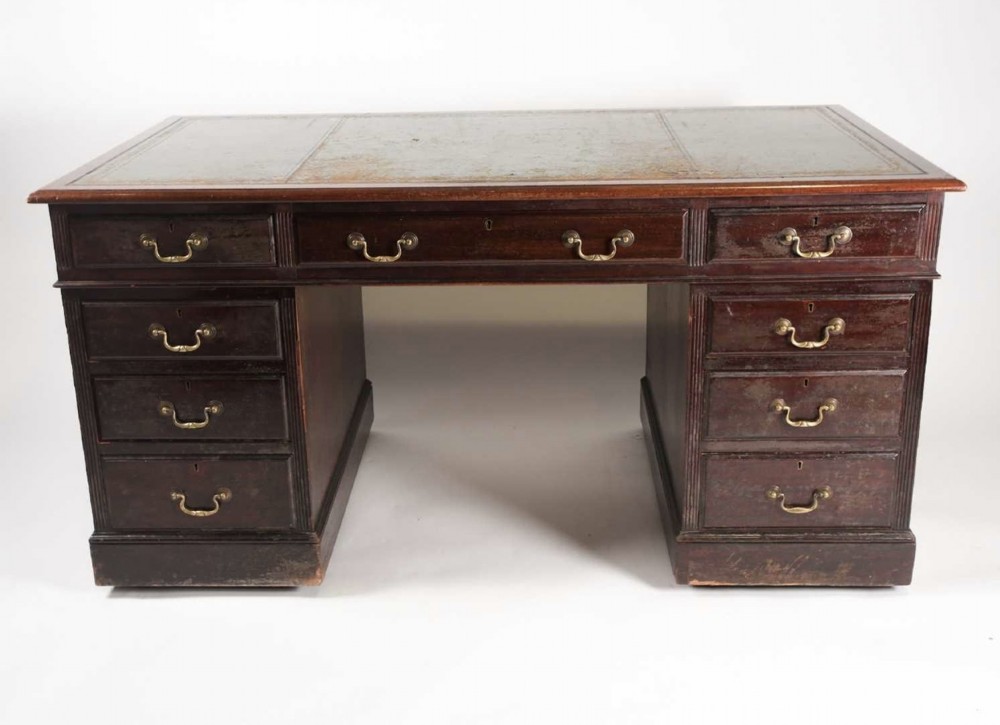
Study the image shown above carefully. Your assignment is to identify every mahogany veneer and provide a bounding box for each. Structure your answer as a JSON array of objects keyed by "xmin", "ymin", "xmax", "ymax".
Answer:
[{"xmin": 30, "ymin": 106, "xmax": 964, "ymax": 586}]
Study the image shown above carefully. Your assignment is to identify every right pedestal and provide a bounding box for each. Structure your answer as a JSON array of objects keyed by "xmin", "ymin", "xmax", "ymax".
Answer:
[{"xmin": 643, "ymin": 280, "xmax": 931, "ymax": 586}]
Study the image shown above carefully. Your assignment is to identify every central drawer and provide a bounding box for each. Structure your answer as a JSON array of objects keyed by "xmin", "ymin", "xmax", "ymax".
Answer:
[
  {"xmin": 705, "ymin": 371, "xmax": 906, "ymax": 440},
  {"xmin": 295, "ymin": 209, "xmax": 687, "ymax": 265},
  {"xmin": 93, "ymin": 376, "xmax": 289, "ymax": 441}
]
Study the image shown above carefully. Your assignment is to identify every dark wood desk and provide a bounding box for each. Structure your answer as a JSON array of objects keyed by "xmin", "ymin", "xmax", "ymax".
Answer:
[{"xmin": 30, "ymin": 107, "xmax": 964, "ymax": 586}]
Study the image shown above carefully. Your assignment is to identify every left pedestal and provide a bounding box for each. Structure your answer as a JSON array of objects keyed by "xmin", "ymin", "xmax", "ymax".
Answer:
[{"xmin": 61, "ymin": 286, "xmax": 372, "ymax": 586}]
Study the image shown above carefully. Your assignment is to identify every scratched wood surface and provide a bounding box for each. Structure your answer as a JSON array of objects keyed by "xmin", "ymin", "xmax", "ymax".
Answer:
[{"xmin": 29, "ymin": 106, "xmax": 963, "ymax": 203}]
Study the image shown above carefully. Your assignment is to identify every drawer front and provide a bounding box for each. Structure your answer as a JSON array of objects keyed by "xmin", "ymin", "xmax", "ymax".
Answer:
[
  {"xmin": 102, "ymin": 457, "xmax": 295, "ymax": 530},
  {"xmin": 708, "ymin": 205, "xmax": 923, "ymax": 262},
  {"xmin": 706, "ymin": 371, "xmax": 906, "ymax": 440},
  {"xmin": 82, "ymin": 301, "xmax": 282, "ymax": 360},
  {"xmin": 702, "ymin": 454, "xmax": 898, "ymax": 528},
  {"xmin": 709, "ymin": 294, "xmax": 913, "ymax": 356},
  {"xmin": 69, "ymin": 214, "xmax": 276, "ymax": 267},
  {"xmin": 94, "ymin": 377, "xmax": 288, "ymax": 441},
  {"xmin": 296, "ymin": 210, "xmax": 686, "ymax": 265}
]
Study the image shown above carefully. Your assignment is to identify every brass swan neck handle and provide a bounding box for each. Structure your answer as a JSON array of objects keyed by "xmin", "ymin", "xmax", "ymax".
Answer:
[
  {"xmin": 140, "ymin": 232, "xmax": 207, "ymax": 263},
  {"xmin": 562, "ymin": 229, "xmax": 635, "ymax": 261},
  {"xmin": 773, "ymin": 317, "xmax": 846, "ymax": 349},
  {"xmin": 346, "ymin": 232, "xmax": 419, "ymax": 262},
  {"xmin": 778, "ymin": 226, "xmax": 852, "ymax": 259},
  {"xmin": 170, "ymin": 488, "xmax": 232, "ymax": 518},
  {"xmin": 766, "ymin": 486, "xmax": 832, "ymax": 514},
  {"xmin": 770, "ymin": 398, "xmax": 838, "ymax": 428}
]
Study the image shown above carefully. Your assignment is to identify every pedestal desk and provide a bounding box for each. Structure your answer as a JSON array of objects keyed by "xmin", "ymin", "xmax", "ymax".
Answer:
[{"xmin": 30, "ymin": 107, "xmax": 964, "ymax": 586}]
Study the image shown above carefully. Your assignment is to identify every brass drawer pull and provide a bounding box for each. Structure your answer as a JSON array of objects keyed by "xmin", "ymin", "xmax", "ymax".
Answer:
[
  {"xmin": 159, "ymin": 400, "xmax": 223, "ymax": 430},
  {"xmin": 562, "ymin": 229, "xmax": 635, "ymax": 261},
  {"xmin": 140, "ymin": 232, "xmax": 207, "ymax": 263},
  {"xmin": 773, "ymin": 317, "xmax": 845, "ymax": 349},
  {"xmin": 778, "ymin": 225, "xmax": 852, "ymax": 258},
  {"xmin": 770, "ymin": 397, "xmax": 838, "ymax": 427},
  {"xmin": 170, "ymin": 488, "xmax": 232, "ymax": 518},
  {"xmin": 766, "ymin": 486, "xmax": 832, "ymax": 514},
  {"xmin": 148, "ymin": 322, "xmax": 216, "ymax": 353},
  {"xmin": 346, "ymin": 232, "xmax": 419, "ymax": 262}
]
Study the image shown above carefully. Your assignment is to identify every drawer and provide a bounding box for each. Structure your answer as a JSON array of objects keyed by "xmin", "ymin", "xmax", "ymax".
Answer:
[
  {"xmin": 706, "ymin": 371, "xmax": 905, "ymax": 440},
  {"xmin": 296, "ymin": 209, "xmax": 686, "ymax": 265},
  {"xmin": 102, "ymin": 457, "xmax": 295, "ymax": 530},
  {"xmin": 708, "ymin": 294, "xmax": 913, "ymax": 356},
  {"xmin": 708, "ymin": 204, "xmax": 924, "ymax": 262},
  {"xmin": 93, "ymin": 376, "xmax": 288, "ymax": 441},
  {"xmin": 702, "ymin": 453, "xmax": 898, "ymax": 529},
  {"xmin": 69, "ymin": 214, "xmax": 276, "ymax": 267},
  {"xmin": 82, "ymin": 300, "xmax": 282, "ymax": 360}
]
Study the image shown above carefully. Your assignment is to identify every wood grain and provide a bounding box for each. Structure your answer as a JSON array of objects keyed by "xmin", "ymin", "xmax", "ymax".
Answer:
[
  {"xmin": 708, "ymin": 293, "xmax": 913, "ymax": 356},
  {"xmin": 705, "ymin": 371, "xmax": 906, "ymax": 441},
  {"xmin": 38, "ymin": 108, "xmax": 962, "ymax": 587},
  {"xmin": 102, "ymin": 456, "xmax": 295, "ymax": 531},
  {"xmin": 296, "ymin": 209, "xmax": 686, "ymax": 265},
  {"xmin": 82, "ymin": 300, "xmax": 282, "ymax": 360},
  {"xmin": 702, "ymin": 453, "xmax": 898, "ymax": 529},
  {"xmin": 708, "ymin": 204, "xmax": 924, "ymax": 261},
  {"xmin": 69, "ymin": 213, "xmax": 275, "ymax": 267},
  {"xmin": 92, "ymin": 376, "xmax": 288, "ymax": 441}
]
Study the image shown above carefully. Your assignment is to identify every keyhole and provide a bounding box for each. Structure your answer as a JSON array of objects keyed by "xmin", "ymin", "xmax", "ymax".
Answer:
[
  {"xmin": 176, "ymin": 308, "xmax": 183, "ymax": 318},
  {"xmin": 184, "ymin": 381, "xmax": 191, "ymax": 392},
  {"xmin": 797, "ymin": 460, "xmax": 804, "ymax": 470},
  {"xmin": 193, "ymin": 463, "xmax": 200, "ymax": 473},
  {"xmin": 483, "ymin": 218, "xmax": 493, "ymax": 231},
  {"xmin": 168, "ymin": 222, "xmax": 175, "ymax": 233},
  {"xmin": 812, "ymin": 216, "xmax": 819, "ymax": 227},
  {"xmin": 803, "ymin": 378, "xmax": 810, "ymax": 388},
  {"xmin": 807, "ymin": 302, "xmax": 815, "ymax": 313}
]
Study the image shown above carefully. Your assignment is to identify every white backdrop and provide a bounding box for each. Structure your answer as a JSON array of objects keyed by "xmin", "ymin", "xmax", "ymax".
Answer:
[{"xmin": 2, "ymin": 1, "xmax": 998, "ymax": 723}]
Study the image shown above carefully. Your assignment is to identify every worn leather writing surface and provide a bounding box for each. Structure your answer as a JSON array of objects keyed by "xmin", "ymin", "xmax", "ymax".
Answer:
[{"xmin": 30, "ymin": 106, "xmax": 962, "ymax": 202}]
